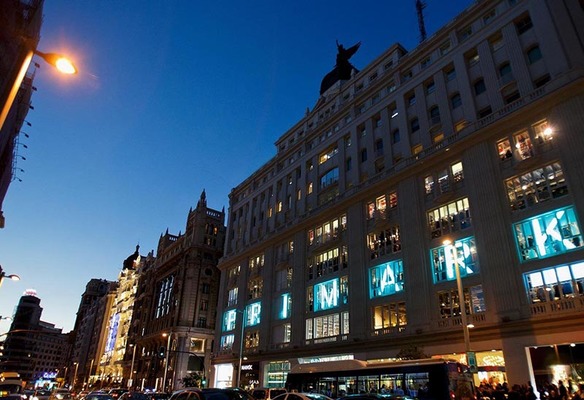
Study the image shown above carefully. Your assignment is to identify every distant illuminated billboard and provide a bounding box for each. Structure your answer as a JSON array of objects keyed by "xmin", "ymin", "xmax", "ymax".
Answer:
[{"xmin": 105, "ymin": 313, "xmax": 120, "ymax": 353}]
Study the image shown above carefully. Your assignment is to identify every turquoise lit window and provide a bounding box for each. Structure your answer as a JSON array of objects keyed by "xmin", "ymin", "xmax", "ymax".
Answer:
[
  {"xmin": 278, "ymin": 293, "xmax": 291, "ymax": 319},
  {"xmin": 222, "ymin": 309, "xmax": 237, "ymax": 332},
  {"xmin": 246, "ymin": 302, "xmax": 262, "ymax": 326},
  {"xmin": 220, "ymin": 334, "xmax": 234, "ymax": 350},
  {"xmin": 430, "ymin": 237, "xmax": 479, "ymax": 283},
  {"xmin": 314, "ymin": 278, "xmax": 340, "ymax": 312},
  {"xmin": 514, "ymin": 206, "xmax": 583, "ymax": 262},
  {"xmin": 524, "ymin": 261, "xmax": 584, "ymax": 303},
  {"xmin": 369, "ymin": 260, "xmax": 404, "ymax": 298}
]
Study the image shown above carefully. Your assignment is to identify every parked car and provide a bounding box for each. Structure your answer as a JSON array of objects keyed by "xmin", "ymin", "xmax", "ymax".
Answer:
[
  {"xmin": 50, "ymin": 389, "xmax": 72, "ymax": 400},
  {"xmin": 108, "ymin": 390, "xmax": 128, "ymax": 400},
  {"xmin": 169, "ymin": 388, "xmax": 255, "ymax": 400},
  {"xmin": 31, "ymin": 390, "xmax": 52, "ymax": 400},
  {"xmin": 271, "ymin": 393, "xmax": 333, "ymax": 400},
  {"xmin": 251, "ymin": 388, "xmax": 286, "ymax": 400},
  {"xmin": 84, "ymin": 395, "xmax": 114, "ymax": 400},
  {"xmin": 337, "ymin": 395, "xmax": 413, "ymax": 400}
]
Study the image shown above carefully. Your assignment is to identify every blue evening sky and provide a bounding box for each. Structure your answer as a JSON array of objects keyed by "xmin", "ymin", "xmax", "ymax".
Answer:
[{"xmin": 0, "ymin": 1, "xmax": 472, "ymax": 334}]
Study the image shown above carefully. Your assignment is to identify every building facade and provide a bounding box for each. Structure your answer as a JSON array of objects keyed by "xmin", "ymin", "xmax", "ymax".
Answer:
[
  {"xmin": 93, "ymin": 245, "xmax": 147, "ymax": 389},
  {"xmin": 0, "ymin": 0, "xmax": 43, "ymax": 228},
  {"xmin": 1, "ymin": 292, "xmax": 69, "ymax": 388},
  {"xmin": 69, "ymin": 279, "xmax": 117, "ymax": 389},
  {"xmin": 128, "ymin": 190, "xmax": 225, "ymax": 391},
  {"xmin": 213, "ymin": 0, "xmax": 584, "ymax": 391}
]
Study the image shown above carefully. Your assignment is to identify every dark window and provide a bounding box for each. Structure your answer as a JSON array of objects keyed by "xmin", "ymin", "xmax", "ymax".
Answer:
[
  {"xmin": 533, "ymin": 74, "xmax": 551, "ymax": 88},
  {"xmin": 346, "ymin": 157, "xmax": 352, "ymax": 171},
  {"xmin": 201, "ymin": 283, "xmax": 210, "ymax": 294},
  {"xmin": 425, "ymin": 80, "xmax": 435, "ymax": 94},
  {"xmin": 505, "ymin": 91, "xmax": 521, "ymax": 104},
  {"xmin": 478, "ymin": 106, "xmax": 492, "ymax": 119},
  {"xmin": 392, "ymin": 129, "xmax": 400, "ymax": 144},
  {"xmin": 410, "ymin": 118, "xmax": 420, "ymax": 132},
  {"xmin": 527, "ymin": 46, "xmax": 543, "ymax": 64},
  {"xmin": 451, "ymin": 93, "xmax": 462, "ymax": 109},
  {"xmin": 361, "ymin": 149, "xmax": 368, "ymax": 162},
  {"xmin": 515, "ymin": 13, "xmax": 533, "ymax": 34},
  {"xmin": 474, "ymin": 79, "xmax": 486, "ymax": 95},
  {"xmin": 429, "ymin": 106, "xmax": 440, "ymax": 124},
  {"xmin": 499, "ymin": 63, "xmax": 512, "ymax": 77},
  {"xmin": 445, "ymin": 67, "xmax": 456, "ymax": 81}
]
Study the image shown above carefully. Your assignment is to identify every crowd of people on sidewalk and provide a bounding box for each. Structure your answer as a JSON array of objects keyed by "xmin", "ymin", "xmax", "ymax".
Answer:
[{"xmin": 477, "ymin": 380, "xmax": 584, "ymax": 400}]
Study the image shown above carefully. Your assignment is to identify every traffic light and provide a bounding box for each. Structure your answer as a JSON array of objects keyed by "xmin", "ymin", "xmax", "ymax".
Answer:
[{"xmin": 158, "ymin": 346, "xmax": 166, "ymax": 359}]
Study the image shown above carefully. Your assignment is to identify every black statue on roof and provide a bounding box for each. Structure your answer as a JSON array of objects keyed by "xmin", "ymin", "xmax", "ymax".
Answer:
[{"xmin": 320, "ymin": 40, "xmax": 361, "ymax": 95}]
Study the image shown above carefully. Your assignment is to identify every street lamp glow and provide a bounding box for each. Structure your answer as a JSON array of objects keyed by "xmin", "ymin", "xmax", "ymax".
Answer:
[{"xmin": 35, "ymin": 51, "xmax": 77, "ymax": 74}]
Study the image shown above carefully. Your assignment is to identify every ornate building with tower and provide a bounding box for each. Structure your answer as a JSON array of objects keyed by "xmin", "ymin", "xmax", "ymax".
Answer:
[{"xmin": 127, "ymin": 190, "xmax": 225, "ymax": 391}]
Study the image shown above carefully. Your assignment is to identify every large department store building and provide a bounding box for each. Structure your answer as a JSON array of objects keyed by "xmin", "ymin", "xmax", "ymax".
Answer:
[{"xmin": 212, "ymin": 0, "xmax": 584, "ymax": 390}]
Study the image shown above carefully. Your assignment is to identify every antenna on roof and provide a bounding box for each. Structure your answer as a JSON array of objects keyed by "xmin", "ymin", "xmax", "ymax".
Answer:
[{"xmin": 416, "ymin": 0, "xmax": 427, "ymax": 43}]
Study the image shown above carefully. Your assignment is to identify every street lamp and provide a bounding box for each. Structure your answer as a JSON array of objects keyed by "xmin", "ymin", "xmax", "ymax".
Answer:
[
  {"xmin": 162, "ymin": 332, "xmax": 173, "ymax": 392},
  {"xmin": 0, "ymin": 48, "xmax": 77, "ymax": 132},
  {"xmin": 443, "ymin": 240, "xmax": 474, "ymax": 368},
  {"xmin": 128, "ymin": 344, "xmax": 137, "ymax": 389},
  {"xmin": 236, "ymin": 308, "xmax": 247, "ymax": 388},
  {"xmin": 0, "ymin": 265, "xmax": 20, "ymax": 289},
  {"xmin": 73, "ymin": 362, "xmax": 79, "ymax": 390}
]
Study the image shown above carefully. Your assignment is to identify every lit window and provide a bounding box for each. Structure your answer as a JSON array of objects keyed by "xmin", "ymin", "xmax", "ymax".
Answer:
[
  {"xmin": 369, "ymin": 260, "xmax": 404, "ymax": 298},
  {"xmin": 514, "ymin": 206, "xmax": 583, "ymax": 262},
  {"xmin": 245, "ymin": 302, "xmax": 262, "ymax": 326},
  {"xmin": 428, "ymin": 197, "xmax": 471, "ymax": 239},
  {"xmin": 438, "ymin": 285, "xmax": 485, "ymax": 319},
  {"xmin": 220, "ymin": 334, "xmax": 234, "ymax": 350},
  {"xmin": 514, "ymin": 130, "xmax": 533, "ymax": 160},
  {"xmin": 424, "ymin": 176, "xmax": 434, "ymax": 195},
  {"xmin": 431, "ymin": 237, "xmax": 479, "ymax": 283},
  {"xmin": 505, "ymin": 162, "xmax": 567, "ymax": 211},
  {"xmin": 222, "ymin": 309, "xmax": 237, "ymax": 332},
  {"xmin": 373, "ymin": 302, "xmax": 407, "ymax": 330},
  {"xmin": 412, "ymin": 144, "xmax": 423, "ymax": 155},
  {"xmin": 497, "ymin": 138, "xmax": 513, "ymax": 160},
  {"xmin": 524, "ymin": 262, "xmax": 584, "ymax": 303},
  {"xmin": 308, "ymin": 182, "xmax": 313, "ymax": 194}
]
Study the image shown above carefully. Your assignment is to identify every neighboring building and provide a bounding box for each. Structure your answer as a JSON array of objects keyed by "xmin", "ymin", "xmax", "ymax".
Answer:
[
  {"xmin": 213, "ymin": 0, "xmax": 584, "ymax": 391},
  {"xmin": 94, "ymin": 245, "xmax": 149, "ymax": 388},
  {"xmin": 1, "ymin": 291, "xmax": 69, "ymax": 388},
  {"xmin": 128, "ymin": 190, "xmax": 225, "ymax": 391},
  {"xmin": 0, "ymin": 0, "xmax": 42, "ymax": 228},
  {"xmin": 69, "ymin": 279, "xmax": 116, "ymax": 389}
]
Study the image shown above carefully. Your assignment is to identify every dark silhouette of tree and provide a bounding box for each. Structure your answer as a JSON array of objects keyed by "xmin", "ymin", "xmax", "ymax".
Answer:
[{"xmin": 396, "ymin": 345, "xmax": 428, "ymax": 360}]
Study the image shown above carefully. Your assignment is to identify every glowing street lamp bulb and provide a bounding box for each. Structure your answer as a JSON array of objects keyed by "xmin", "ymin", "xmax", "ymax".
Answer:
[{"xmin": 55, "ymin": 57, "xmax": 77, "ymax": 74}]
